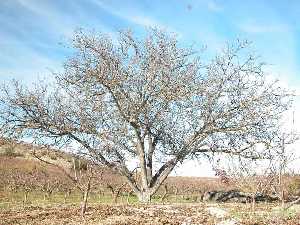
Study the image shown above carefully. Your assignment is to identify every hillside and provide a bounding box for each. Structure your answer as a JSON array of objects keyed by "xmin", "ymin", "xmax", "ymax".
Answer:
[
  {"xmin": 0, "ymin": 139, "xmax": 223, "ymax": 198},
  {"xmin": 1, "ymin": 141, "xmax": 300, "ymax": 225}
]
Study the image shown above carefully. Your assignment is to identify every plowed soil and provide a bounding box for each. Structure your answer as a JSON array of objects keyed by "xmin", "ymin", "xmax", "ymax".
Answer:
[{"xmin": 0, "ymin": 203, "xmax": 299, "ymax": 225}]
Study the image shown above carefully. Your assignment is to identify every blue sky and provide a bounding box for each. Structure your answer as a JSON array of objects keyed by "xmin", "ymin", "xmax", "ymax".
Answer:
[
  {"xmin": 1, "ymin": 0, "xmax": 300, "ymax": 86},
  {"xmin": 1, "ymin": 0, "xmax": 300, "ymax": 176}
]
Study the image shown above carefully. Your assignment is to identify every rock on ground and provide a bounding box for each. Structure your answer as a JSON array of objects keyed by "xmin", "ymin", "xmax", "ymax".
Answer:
[
  {"xmin": 202, "ymin": 190, "xmax": 278, "ymax": 203},
  {"xmin": 216, "ymin": 219, "xmax": 240, "ymax": 225},
  {"xmin": 205, "ymin": 207, "xmax": 229, "ymax": 219},
  {"xmin": 102, "ymin": 215, "xmax": 137, "ymax": 225}
]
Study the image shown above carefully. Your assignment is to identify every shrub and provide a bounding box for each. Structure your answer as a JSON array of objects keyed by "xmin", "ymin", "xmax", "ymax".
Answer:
[
  {"xmin": 49, "ymin": 154, "xmax": 57, "ymax": 160},
  {"xmin": 1, "ymin": 147, "xmax": 23, "ymax": 157},
  {"xmin": 287, "ymin": 177, "xmax": 300, "ymax": 196},
  {"xmin": 72, "ymin": 158, "xmax": 88, "ymax": 171}
]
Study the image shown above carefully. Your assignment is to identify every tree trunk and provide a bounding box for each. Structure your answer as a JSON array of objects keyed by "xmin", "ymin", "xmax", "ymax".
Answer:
[
  {"xmin": 24, "ymin": 191, "xmax": 28, "ymax": 205},
  {"xmin": 126, "ymin": 191, "xmax": 133, "ymax": 204},
  {"xmin": 121, "ymin": 152, "xmax": 179, "ymax": 203},
  {"xmin": 252, "ymin": 194, "xmax": 256, "ymax": 211},
  {"xmin": 81, "ymin": 190, "xmax": 89, "ymax": 218},
  {"xmin": 113, "ymin": 192, "xmax": 118, "ymax": 203},
  {"xmin": 64, "ymin": 193, "xmax": 67, "ymax": 204},
  {"xmin": 174, "ymin": 187, "xmax": 178, "ymax": 202},
  {"xmin": 47, "ymin": 192, "xmax": 52, "ymax": 201},
  {"xmin": 137, "ymin": 191, "xmax": 152, "ymax": 203},
  {"xmin": 81, "ymin": 179, "xmax": 91, "ymax": 218},
  {"xmin": 284, "ymin": 196, "xmax": 300, "ymax": 210},
  {"xmin": 161, "ymin": 185, "xmax": 168, "ymax": 202}
]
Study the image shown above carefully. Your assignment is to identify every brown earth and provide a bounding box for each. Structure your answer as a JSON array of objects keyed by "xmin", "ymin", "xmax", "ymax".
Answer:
[
  {"xmin": 0, "ymin": 138, "xmax": 224, "ymax": 196},
  {"xmin": 0, "ymin": 203, "xmax": 299, "ymax": 225}
]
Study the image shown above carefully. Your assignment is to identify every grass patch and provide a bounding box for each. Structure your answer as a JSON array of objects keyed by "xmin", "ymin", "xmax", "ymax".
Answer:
[
  {"xmin": 272, "ymin": 205, "xmax": 300, "ymax": 220},
  {"xmin": 0, "ymin": 191, "xmax": 119, "ymax": 209},
  {"xmin": 0, "ymin": 191, "xmax": 201, "ymax": 210}
]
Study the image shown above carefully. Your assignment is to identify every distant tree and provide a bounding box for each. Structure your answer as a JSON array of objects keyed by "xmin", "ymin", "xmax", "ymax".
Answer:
[
  {"xmin": 17, "ymin": 170, "xmax": 39, "ymax": 205},
  {"xmin": 0, "ymin": 29, "xmax": 293, "ymax": 202},
  {"xmin": 106, "ymin": 183, "xmax": 126, "ymax": 203},
  {"xmin": 270, "ymin": 132, "xmax": 300, "ymax": 209},
  {"xmin": 32, "ymin": 152, "xmax": 101, "ymax": 217},
  {"xmin": 39, "ymin": 174, "xmax": 59, "ymax": 201},
  {"xmin": 222, "ymin": 159, "xmax": 277, "ymax": 210},
  {"xmin": 214, "ymin": 168, "xmax": 230, "ymax": 185}
]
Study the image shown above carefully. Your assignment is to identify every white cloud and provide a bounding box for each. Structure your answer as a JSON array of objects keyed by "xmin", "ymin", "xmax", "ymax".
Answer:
[
  {"xmin": 91, "ymin": 0, "xmax": 161, "ymax": 27},
  {"xmin": 207, "ymin": 0, "xmax": 223, "ymax": 12},
  {"xmin": 90, "ymin": 0, "xmax": 180, "ymax": 35},
  {"xmin": 16, "ymin": 0, "xmax": 74, "ymax": 37},
  {"xmin": 0, "ymin": 33, "xmax": 61, "ymax": 84},
  {"xmin": 129, "ymin": 14, "xmax": 163, "ymax": 28},
  {"xmin": 196, "ymin": 28, "xmax": 226, "ymax": 55},
  {"xmin": 15, "ymin": 0, "xmax": 112, "ymax": 37},
  {"xmin": 239, "ymin": 22, "xmax": 289, "ymax": 34}
]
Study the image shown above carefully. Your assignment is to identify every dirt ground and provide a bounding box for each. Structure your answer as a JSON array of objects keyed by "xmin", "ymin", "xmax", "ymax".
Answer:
[{"xmin": 0, "ymin": 203, "xmax": 300, "ymax": 225}]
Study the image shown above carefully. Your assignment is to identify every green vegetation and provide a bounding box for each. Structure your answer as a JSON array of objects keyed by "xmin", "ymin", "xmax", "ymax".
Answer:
[
  {"xmin": 0, "ymin": 146, "xmax": 23, "ymax": 158},
  {"xmin": 0, "ymin": 190, "xmax": 201, "ymax": 210},
  {"xmin": 0, "ymin": 142, "xmax": 299, "ymax": 225}
]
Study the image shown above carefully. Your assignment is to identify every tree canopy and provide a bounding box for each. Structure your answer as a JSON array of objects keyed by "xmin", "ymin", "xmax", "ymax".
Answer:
[{"xmin": 0, "ymin": 29, "xmax": 292, "ymax": 202}]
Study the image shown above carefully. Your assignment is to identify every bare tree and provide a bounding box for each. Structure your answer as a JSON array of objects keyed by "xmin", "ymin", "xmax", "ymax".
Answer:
[
  {"xmin": 32, "ymin": 151, "xmax": 100, "ymax": 217},
  {"xmin": 223, "ymin": 159, "xmax": 278, "ymax": 210},
  {"xmin": 40, "ymin": 177, "xmax": 58, "ymax": 201},
  {"xmin": 0, "ymin": 29, "xmax": 293, "ymax": 202},
  {"xmin": 106, "ymin": 183, "xmax": 126, "ymax": 203},
  {"xmin": 17, "ymin": 170, "xmax": 40, "ymax": 205},
  {"xmin": 160, "ymin": 184, "xmax": 170, "ymax": 202},
  {"xmin": 60, "ymin": 183, "xmax": 72, "ymax": 204},
  {"xmin": 271, "ymin": 134, "xmax": 300, "ymax": 209}
]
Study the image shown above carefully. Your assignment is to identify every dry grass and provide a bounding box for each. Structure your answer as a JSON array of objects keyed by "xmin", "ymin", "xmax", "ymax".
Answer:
[
  {"xmin": 1, "ymin": 142, "xmax": 300, "ymax": 224},
  {"xmin": 0, "ymin": 203, "xmax": 299, "ymax": 225}
]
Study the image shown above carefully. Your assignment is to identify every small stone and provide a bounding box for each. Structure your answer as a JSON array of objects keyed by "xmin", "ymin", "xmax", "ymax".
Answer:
[
  {"xmin": 205, "ymin": 207, "xmax": 228, "ymax": 218},
  {"xmin": 181, "ymin": 217, "xmax": 192, "ymax": 225},
  {"xmin": 216, "ymin": 219, "xmax": 240, "ymax": 225}
]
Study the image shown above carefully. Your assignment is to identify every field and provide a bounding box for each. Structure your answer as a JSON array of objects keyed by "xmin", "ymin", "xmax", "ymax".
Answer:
[
  {"xmin": 1, "ymin": 202, "xmax": 300, "ymax": 225},
  {"xmin": 1, "ymin": 142, "xmax": 300, "ymax": 225},
  {"xmin": 0, "ymin": 188, "xmax": 300, "ymax": 225}
]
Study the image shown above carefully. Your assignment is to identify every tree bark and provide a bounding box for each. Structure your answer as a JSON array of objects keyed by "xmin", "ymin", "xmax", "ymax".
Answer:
[
  {"xmin": 81, "ymin": 179, "xmax": 91, "ymax": 218},
  {"xmin": 64, "ymin": 193, "xmax": 67, "ymax": 204},
  {"xmin": 161, "ymin": 184, "xmax": 168, "ymax": 202},
  {"xmin": 283, "ymin": 196, "xmax": 300, "ymax": 210},
  {"xmin": 174, "ymin": 187, "xmax": 179, "ymax": 201},
  {"xmin": 120, "ymin": 155, "xmax": 179, "ymax": 203},
  {"xmin": 23, "ymin": 191, "xmax": 28, "ymax": 205},
  {"xmin": 137, "ymin": 191, "xmax": 152, "ymax": 203},
  {"xmin": 126, "ymin": 190, "xmax": 133, "ymax": 204},
  {"xmin": 252, "ymin": 194, "xmax": 256, "ymax": 211}
]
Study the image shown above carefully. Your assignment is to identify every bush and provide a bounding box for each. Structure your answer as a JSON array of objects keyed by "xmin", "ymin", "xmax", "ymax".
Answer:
[
  {"xmin": 287, "ymin": 177, "xmax": 300, "ymax": 196},
  {"xmin": 1, "ymin": 147, "xmax": 23, "ymax": 157},
  {"xmin": 72, "ymin": 158, "xmax": 88, "ymax": 171},
  {"xmin": 49, "ymin": 154, "xmax": 57, "ymax": 160}
]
